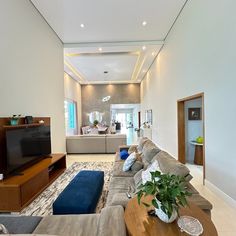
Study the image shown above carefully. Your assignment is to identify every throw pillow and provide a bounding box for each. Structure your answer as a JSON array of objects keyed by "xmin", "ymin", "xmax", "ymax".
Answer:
[
  {"xmin": 120, "ymin": 150, "xmax": 129, "ymax": 160},
  {"xmin": 131, "ymin": 160, "xmax": 143, "ymax": 171},
  {"xmin": 123, "ymin": 152, "xmax": 137, "ymax": 171},
  {"xmin": 141, "ymin": 160, "xmax": 161, "ymax": 184},
  {"xmin": 137, "ymin": 137, "xmax": 149, "ymax": 152},
  {"xmin": 0, "ymin": 224, "xmax": 9, "ymax": 234},
  {"xmin": 128, "ymin": 145, "xmax": 138, "ymax": 154}
]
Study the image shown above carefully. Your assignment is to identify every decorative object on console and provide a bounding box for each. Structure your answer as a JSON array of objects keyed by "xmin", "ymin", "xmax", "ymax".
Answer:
[
  {"xmin": 89, "ymin": 111, "xmax": 103, "ymax": 124},
  {"xmin": 188, "ymin": 108, "xmax": 201, "ymax": 120},
  {"xmin": 9, "ymin": 114, "xmax": 21, "ymax": 125},
  {"xmin": 39, "ymin": 119, "xmax": 45, "ymax": 124},
  {"xmin": 25, "ymin": 116, "xmax": 33, "ymax": 124},
  {"xmin": 137, "ymin": 171, "xmax": 192, "ymax": 223},
  {"xmin": 177, "ymin": 215, "xmax": 203, "ymax": 236}
]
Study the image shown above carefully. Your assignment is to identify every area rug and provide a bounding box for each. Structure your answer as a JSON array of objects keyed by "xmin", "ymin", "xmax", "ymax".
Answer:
[{"xmin": 19, "ymin": 162, "xmax": 113, "ymax": 216}]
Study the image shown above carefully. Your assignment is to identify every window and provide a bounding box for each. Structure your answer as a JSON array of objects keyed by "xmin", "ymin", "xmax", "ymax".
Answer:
[{"xmin": 64, "ymin": 99, "xmax": 77, "ymax": 135}]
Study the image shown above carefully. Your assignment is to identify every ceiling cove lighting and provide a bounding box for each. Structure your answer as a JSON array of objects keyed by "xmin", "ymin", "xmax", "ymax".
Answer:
[
  {"xmin": 142, "ymin": 21, "xmax": 147, "ymax": 26},
  {"xmin": 80, "ymin": 23, "xmax": 85, "ymax": 28}
]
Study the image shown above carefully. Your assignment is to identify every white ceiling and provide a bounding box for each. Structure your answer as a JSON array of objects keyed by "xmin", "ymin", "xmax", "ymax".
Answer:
[{"xmin": 31, "ymin": 0, "xmax": 186, "ymax": 84}]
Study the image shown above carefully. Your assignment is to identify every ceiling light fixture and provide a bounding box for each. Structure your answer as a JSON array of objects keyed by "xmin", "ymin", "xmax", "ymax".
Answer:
[
  {"xmin": 99, "ymin": 47, "xmax": 102, "ymax": 52},
  {"xmin": 142, "ymin": 21, "xmax": 147, "ymax": 26},
  {"xmin": 152, "ymin": 52, "xmax": 156, "ymax": 56},
  {"xmin": 142, "ymin": 45, "xmax": 146, "ymax": 51},
  {"xmin": 102, "ymin": 96, "xmax": 111, "ymax": 102},
  {"xmin": 80, "ymin": 23, "xmax": 85, "ymax": 28},
  {"xmin": 104, "ymin": 71, "xmax": 108, "ymax": 74}
]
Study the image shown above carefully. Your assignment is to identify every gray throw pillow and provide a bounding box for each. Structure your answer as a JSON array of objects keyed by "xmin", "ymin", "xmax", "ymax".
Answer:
[
  {"xmin": 0, "ymin": 224, "xmax": 9, "ymax": 234},
  {"xmin": 131, "ymin": 160, "xmax": 143, "ymax": 172}
]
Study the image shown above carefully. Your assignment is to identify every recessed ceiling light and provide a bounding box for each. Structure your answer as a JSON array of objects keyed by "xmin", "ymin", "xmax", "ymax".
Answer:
[
  {"xmin": 80, "ymin": 23, "xmax": 85, "ymax": 28},
  {"xmin": 152, "ymin": 52, "xmax": 156, "ymax": 56},
  {"xmin": 142, "ymin": 21, "xmax": 147, "ymax": 26},
  {"xmin": 142, "ymin": 45, "xmax": 146, "ymax": 51},
  {"xmin": 99, "ymin": 47, "xmax": 102, "ymax": 52}
]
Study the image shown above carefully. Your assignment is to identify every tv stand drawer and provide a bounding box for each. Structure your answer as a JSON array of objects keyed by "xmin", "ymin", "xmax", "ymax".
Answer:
[{"xmin": 21, "ymin": 169, "xmax": 48, "ymax": 205}]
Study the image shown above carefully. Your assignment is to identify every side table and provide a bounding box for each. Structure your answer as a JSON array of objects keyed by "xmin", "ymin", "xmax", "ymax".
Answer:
[{"xmin": 124, "ymin": 197, "xmax": 217, "ymax": 236}]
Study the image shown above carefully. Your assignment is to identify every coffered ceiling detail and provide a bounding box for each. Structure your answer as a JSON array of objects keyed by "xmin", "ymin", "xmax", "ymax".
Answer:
[{"xmin": 31, "ymin": 0, "xmax": 187, "ymax": 84}]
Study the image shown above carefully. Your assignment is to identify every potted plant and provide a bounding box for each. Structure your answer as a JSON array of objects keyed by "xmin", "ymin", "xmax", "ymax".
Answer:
[
  {"xmin": 137, "ymin": 171, "xmax": 191, "ymax": 223},
  {"xmin": 10, "ymin": 114, "xmax": 21, "ymax": 126},
  {"xmin": 93, "ymin": 120, "xmax": 99, "ymax": 127}
]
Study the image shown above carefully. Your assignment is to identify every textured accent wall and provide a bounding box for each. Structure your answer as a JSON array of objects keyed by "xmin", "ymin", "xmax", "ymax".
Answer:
[{"xmin": 81, "ymin": 84, "xmax": 140, "ymax": 126}]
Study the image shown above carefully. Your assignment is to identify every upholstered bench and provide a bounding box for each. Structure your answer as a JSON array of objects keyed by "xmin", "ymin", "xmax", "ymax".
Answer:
[{"xmin": 53, "ymin": 170, "xmax": 104, "ymax": 215}]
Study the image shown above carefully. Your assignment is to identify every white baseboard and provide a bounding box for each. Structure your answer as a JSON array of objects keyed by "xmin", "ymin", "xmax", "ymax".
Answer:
[{"xmin": 205, "ymin": 180, "xmax": 236, "ymax": 209}]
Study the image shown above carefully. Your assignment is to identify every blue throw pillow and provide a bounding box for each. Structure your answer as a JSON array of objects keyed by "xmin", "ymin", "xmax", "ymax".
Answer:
[{"xmin": 120, "ymin": 150, "xmax": 129, "ymax": 160}]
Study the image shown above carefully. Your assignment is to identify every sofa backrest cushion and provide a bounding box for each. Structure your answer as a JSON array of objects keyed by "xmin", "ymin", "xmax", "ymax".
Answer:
[
  {"xmin": 142, "ymin": 140, "xmax": 161, "ymax": 164},
  {"xmin": 137, "ymin": 137, "xmax": 149, "ymax": 152},
  {"xmin": 153, "ymin": 151, "xmax": 190, "ymax": 179},
  {"xmin": 98, "ymin": 206, "xmax": 126, "ymax": 236}
]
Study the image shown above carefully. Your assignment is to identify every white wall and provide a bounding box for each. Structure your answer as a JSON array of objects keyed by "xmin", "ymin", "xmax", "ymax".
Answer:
[
  {"xmin": 185, "ymin": 98, "xmax": 203, "ymax": 163},
  {"xmin": 141, "ymin": 0, "xmax": 236, "ymax": 200},
  {"xmin": 64, "ymin": 73, "xmax": 82, "ymax": 134},
  {"xmin": 0, "ymin": 0, "xmax": 65, "ymax": 152}
]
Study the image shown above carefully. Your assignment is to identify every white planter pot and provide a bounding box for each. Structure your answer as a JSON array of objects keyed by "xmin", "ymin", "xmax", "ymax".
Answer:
[{"xmin": 155, "ymin": 201, "xmax": 177, "ymax": 223}]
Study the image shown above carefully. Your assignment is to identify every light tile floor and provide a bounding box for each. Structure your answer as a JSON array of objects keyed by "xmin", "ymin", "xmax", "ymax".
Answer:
[
  {"xmin": 67, "ymin": 154, "xmax": 236, "ymax": 236},
  {"xmin": 187, "ymin": 164, "xmax": 236, "ymax": 236}
]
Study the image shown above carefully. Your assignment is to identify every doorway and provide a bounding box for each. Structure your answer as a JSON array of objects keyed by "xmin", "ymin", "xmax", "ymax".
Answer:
[
  {"xmin": 110, "ymin": 104, "xmax": 140, "ymax": 145},
  {"xmin": 177, "ymin": 93, "xmax": 205, "ymax": 182}
]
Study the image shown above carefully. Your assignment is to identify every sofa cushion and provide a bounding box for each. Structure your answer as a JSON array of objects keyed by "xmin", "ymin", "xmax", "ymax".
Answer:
[
  {"xmin": 0, "ymin": 216, "xmax": 42, "ymax": 234},
  {"xmin": 108, "ymin": 176, "xmax": 135, "ymax": 192},
  {"xmin": 113, "ymin": 162, "xmax": 139, "ymax": 177},
  {"xmin": 97, "ymin": 206, "xmax": 126, "ymax": 236},
  {"xmin": 142, "ymin": 141, "xmax": 161, "ymax": 163},
  {"xmin": 131, "ymin": 160, "xmax": 143, "ymax": 172},
  {"xmin": 133, "ymin": 169, "xmax": 143, "ymax": 188},
  {"xmin": 123, "ymin": 152, "xmax": 136, "ymax": 171},
  {"xmin": 107, "ymin": 193, "xmax": 131, "ymax": 208},
  {"xmin": 34, "ymin": 215, "xmax": 99, "ymax": 236},
  {"xmin": 153, "ymin": 151, "xmax": 190, "ymax": 178}
]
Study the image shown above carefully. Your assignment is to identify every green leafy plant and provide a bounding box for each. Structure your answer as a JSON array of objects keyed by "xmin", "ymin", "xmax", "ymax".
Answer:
[
  {"xmin": 93, "ymin": 120, "xmax": 99, "ymax": 126},
  {"xmin": 11, "ymin": 114, "xmax": 21, "ymax": 120},
  {"xmin": 137, "ymin": 171, "xmax": 192, "ymax": 219}
]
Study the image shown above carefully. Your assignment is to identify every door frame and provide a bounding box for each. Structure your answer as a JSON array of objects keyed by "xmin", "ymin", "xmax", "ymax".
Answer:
[{"xmin": 177, "ymin": 92, "xmax": 205, "ymax": 182}]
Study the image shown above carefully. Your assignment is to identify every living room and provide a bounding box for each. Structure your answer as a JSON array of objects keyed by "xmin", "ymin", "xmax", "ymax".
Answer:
[{"xmin": 0, "ymin": 0, "xmax": 236, "ymax": 235}]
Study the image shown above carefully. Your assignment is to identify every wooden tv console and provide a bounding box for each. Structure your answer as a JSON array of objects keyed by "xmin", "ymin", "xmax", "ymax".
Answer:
[{"xmin": 0, "ymin": 153, "xmax": 66, "ymax": 212}]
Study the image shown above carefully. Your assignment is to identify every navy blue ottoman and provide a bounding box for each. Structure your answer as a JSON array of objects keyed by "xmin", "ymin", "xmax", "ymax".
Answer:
[{"xmin": 53, "ymin": 170, "xmax": 104, "ymax": 215}]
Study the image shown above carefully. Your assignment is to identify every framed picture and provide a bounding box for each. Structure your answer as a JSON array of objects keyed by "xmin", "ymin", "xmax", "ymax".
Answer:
[
  {"xmin": 145, "ymin": 109, "xmax": 152, "ymax": 125},
  {"xmin": 188, "ymin": 108, "xmax": 201, "ymax": 120}
]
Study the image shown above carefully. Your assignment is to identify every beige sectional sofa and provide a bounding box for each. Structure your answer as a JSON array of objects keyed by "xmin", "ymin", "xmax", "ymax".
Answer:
[
  {"xmin": 66, "ymin": 134, "xmax": 127, "ymax": 154},
  {"xmin": 0, "ymin": 206, "xmax": 126, "ymax": 236},
  {"xmin": 106, "ymin": 137, "xmax": 213, "ymax": 216}
]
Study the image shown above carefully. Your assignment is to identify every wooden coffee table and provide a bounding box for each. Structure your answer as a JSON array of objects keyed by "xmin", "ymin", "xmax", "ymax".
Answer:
[{"xmin": 124, "ymin": 196, "xmax": 218, "ymax": 236}]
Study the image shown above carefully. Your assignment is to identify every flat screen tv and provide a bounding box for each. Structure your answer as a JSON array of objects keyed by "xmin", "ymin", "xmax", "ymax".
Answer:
[{"xmin": 5, "ymin": 126, "xmax": 51, "ymax": 175}]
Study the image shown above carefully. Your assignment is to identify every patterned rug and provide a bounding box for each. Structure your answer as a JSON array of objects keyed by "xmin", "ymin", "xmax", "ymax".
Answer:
[{"xmin": 19, "ymin": 162, "xmax": 113, "ymax": 216}]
